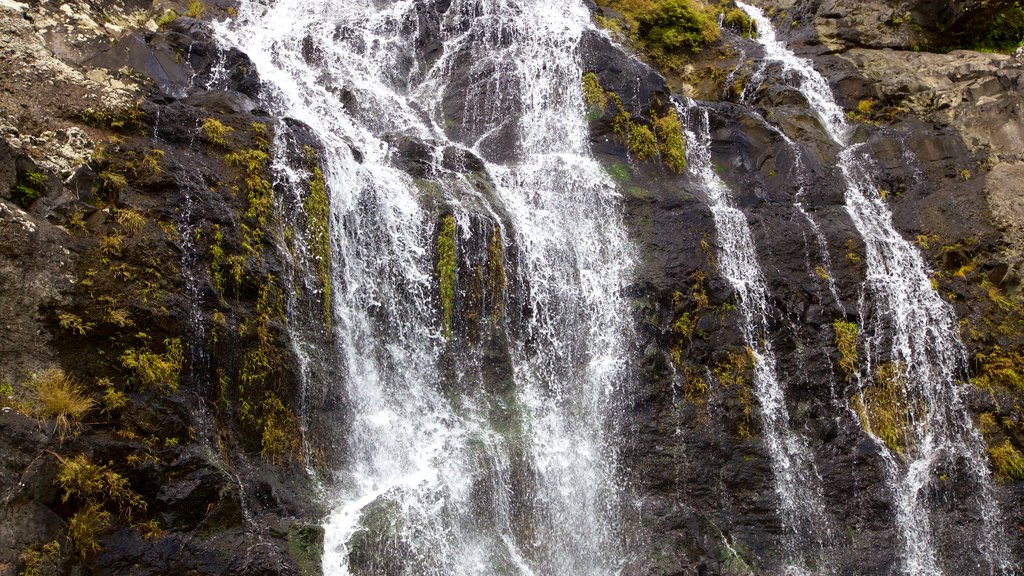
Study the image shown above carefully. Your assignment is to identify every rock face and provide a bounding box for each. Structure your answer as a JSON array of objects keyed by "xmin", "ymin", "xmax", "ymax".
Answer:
[
  {"xmin": 0, "ymin": 2, "xmax": 327, "ymax": 575},
  {"xmin": 2, "ymin": 0, "xmax": 1024, "ymax": 574}
]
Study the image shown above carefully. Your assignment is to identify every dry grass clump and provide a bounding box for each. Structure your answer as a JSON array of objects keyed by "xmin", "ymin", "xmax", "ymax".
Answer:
[{"xmin": 29, "ymin": 370, "xmax": 94, "ymax": 438}]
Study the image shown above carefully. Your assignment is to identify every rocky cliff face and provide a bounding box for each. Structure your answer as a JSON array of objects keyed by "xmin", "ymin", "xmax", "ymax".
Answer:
[{"xmin": 1, "ymin": 0, "xmax": 1023, "ymax": 574}]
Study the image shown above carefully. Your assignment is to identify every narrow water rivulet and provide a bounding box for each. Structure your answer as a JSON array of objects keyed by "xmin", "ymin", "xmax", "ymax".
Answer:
[
  {"xmin": 737, "ymin": 3, "xmax": 1012, "ymax": 573},
  {"xmin": 683, "ymin": 104, "xmax": 834, "ymax": 574}
]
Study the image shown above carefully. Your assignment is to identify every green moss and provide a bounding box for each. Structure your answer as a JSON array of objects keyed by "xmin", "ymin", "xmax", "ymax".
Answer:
[
  {"xmin": 972, "ymin": 346, "xmax": 1024, "ymax": 391},
  {"xmin": 237, "ymin": 280, "xmax": 304, "ymax": 465},
  {"xmin": 653, "ymin": 112, "xmax": 686, "ymax": 173},
  {"xmin": 68, "ymin": 503, "xmax": 111, "ymax": 558},
  {"xmin": 11, "ymin": 171, "xmax": 47, "ymax": 207},
  {"xmin": 714, "ymin": 348, "xmax": 755, "ymax": 438},
  {"xmin": 602, "ymin": 0, "xmax": 720, "ymax": 56},
  {"xmin": 225, "ymin": 142, "xmax": 273, "ymax": 254},
  {"xmin": 19, "ymin": 541, "xmax": 61, "ymax": 576},
  {"xmin": 853, "ymin": 362, "xmax": 913, "ymax": 454},
  {"xmin": 628, "ymin": 124, "xmax": 659, "ymax": 161},
  {"xmin": 303, "ymin": 148, "xmax": 332, "ymax": 329},
  {"xmin": 437, "ymin": 215, "xmax": 458, "ymax": 340},
  {"xmin": 832, "ymin": 320, "xmax": 859, "ymax": 381},
  {"xmin": 486, "ymin": 226, "xmax": 506, "ymax": 323},
  {"xmin": 209, "ymin": 225, "xmax": 226, "ymax": 298},
  {"xmin": 156, "ymin": 9, "xmax": 178, "ymax": 27},
  {"xmin": 989, "ymin": 439, "xmax": 1024, "ymax": 480},
  {"xmin": 119, "ymin": 338, "xmax": 183, "ymax": 393},
  {"xmin": 57, "ymin": 454, "xmax": 146, "ymax": 557},
  {"xmin": 201, "ymin": 118, "xmax": 234, "ymax": 148},
  {"xmin": 582, "ymin": 72, "xmax": 609, "ymax": 115},
  {"xmin": 186, "ymin": 0, "xmax": 204, "ymax": 18},
  {"xmin": 604, "ymin": 163, "xmax": 632, "ymax": 182},
  {"xmin": 288, "ymin": 524, "xmax": 325, "ymax": 576}
]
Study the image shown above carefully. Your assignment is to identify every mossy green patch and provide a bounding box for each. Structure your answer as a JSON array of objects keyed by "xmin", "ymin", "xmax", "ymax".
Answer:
[
  {"xmin": 852, "ymin": 362, "xmax": 914, "ymax": 454},
  {"xmin": 486, "ymin": 226, "xmax": 507, "ymax": 323},
  {"xmin": 989, "ymin": 439, "xmax": 1024, "ymax": 480},
  {"xmin": 437, "ymin": 215, "xmax": 458, "ymax": 340},
  {"xmin": 832, "ymin": 320, "xmax": 859, "ymax": 381},
  {"xmin": 11, "ymin": 171, "xmax": 47, "ymax": 208},
  {"xmin": 303, "ymin": 147, "xmax": 332, "ymax": 329},
  {"xmin": 653, "ymin": 112, "xmax": 687, "ymax": 173}
]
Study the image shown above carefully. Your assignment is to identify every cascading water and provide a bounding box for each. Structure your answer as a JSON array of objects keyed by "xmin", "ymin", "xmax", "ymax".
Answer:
[
  {"xmin": 215, "ymin": 1, "xmax": 634, "ymax": 574},
  {"xmin": 736, "ymin": 2, "xmax": 1012, "ymax": 573},
  {"xmin": 683, "ymin": 104, "xmax": 833, "ymax": 574}
]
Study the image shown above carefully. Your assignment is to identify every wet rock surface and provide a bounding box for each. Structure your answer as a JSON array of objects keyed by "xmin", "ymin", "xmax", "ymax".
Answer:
[{"xmin": 1, "ymin": 0, "xmax": 1024, "ymax": 574}]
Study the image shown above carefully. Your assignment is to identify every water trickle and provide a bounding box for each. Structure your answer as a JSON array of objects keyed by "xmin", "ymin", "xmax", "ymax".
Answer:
[
  {"xmin": 737, "ymin": 3, "xmax": 1012, "ymax": 573},
  {"xmin": 682, "ymin": 103, "xmax": 834, "ymax": 574},
  {"xmin": 215, "ymin": 1, "xmax": 635, "ymax": 574}
]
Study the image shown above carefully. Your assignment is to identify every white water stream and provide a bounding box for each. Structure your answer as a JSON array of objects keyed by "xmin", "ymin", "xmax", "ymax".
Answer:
[
  {"xmin": 737, "ymin": 3, "xmax": 1011, "ymax": 573},
  {"xmin": 215, "ymin": 1, "xmax": 634, "ymax": 574}
]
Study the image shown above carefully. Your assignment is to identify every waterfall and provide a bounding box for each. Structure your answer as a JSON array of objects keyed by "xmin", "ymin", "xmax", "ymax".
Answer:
[
  {"xmin": 683, "ymin": 104, "xmax": 834, "ymax": 574},
  {"xmin": 736, "ymin": 3, "xmax": 1011, "ymax": 574},
  {"xmin": 215, "ymin": 0, "xmax": 634, "ymax": 574}
]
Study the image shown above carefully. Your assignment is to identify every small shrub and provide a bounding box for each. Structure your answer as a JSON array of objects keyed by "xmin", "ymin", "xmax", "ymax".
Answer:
[
  {"xmin": 720, "ymin": 7, "xmax": 756, "ymax": 36},
  {"xmin": 972, "ymin": 347, "xmax": 1024, "ymax": 391},
  {"xmin": 853, "ymin": 362, "xmax": 912, "ymax": 454},
  {"xmin": 105, "ymin": 307, "xmax": 134, "ymax": 328},
  {"xmin": 99, "ymin": 234, "xmax": 125, "ymax": 255},
  {"xmin": 99, "ymin": 170, "xmax": 128, "ymax": 193},
  {"xmin": 633, "ymin": 0, "xmax": 720, "ymax": 53},
  {"xmin": 57, "ymin": 455, "xmax": 146, "ymax": 514},
  {"xmin": 30, "ymin": 370, "xmax": 94, "ymax": 438},
  {"xmin": 186, "ymin": 0, "xmax": 204, "ymax": 18},
  {"xmin": 201, "ymin": 118, "xmax": 234, "ymax": 148},
  {"xmin": 11, "ymin": 171, "xmax": 48, "ymax": 207}
]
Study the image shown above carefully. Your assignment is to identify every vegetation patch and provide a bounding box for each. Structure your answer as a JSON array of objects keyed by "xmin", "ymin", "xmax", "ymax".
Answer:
[
  {"xmin": 954, "ymin": 2, "xmax": 1024, "ymax": 53},
  {"xmin": 832, "ymin": 320, "xmax": 859, "ymax": 381},
  {"xmin": 303, "ymin": 147, "xmax": 332, "ymax": 328},
  {"xmin": 989, "ymin": 438, "xmax": 1024, "ymax": 480},
  {"xmin": 714, "ymin": 348, "xmax": 755, "ymax": 438},
  {"xmin": 436, "ymin": 215, "xmax": 458, "ymax": 340},
  {"xmin": 719, "ymin": 6, "xmax": 756, "ymax": 36},
  {"xmin": 202, "ymin": 118, "xmax": 235, "ymax": 148},
  {"xmin": 237, "ymin": 281, "xmax": 304, "ymax": 464},
  {"xmin": 852, "ymin": 362, "xmax": 915, "ymax": 454},
  {"xmin": 486, "ymin": 226, "xmax": 507, "ymax": 323},
  {"xmin": 583, "ymin": 73, "xmax": 688, "ymax": 173},
  {"xmin": 971, "ymin": 346, "xmax": 1024, "ymax": 391},
  {"xmin": 11, "ymin": 170, "xmax": 48, "ymax": 208},
  {"xmin": 19, "ymin": 540, "xmax": 61, "ymax": 576},
  {"xmin": 602, "ymin": 0, "xmax": 720, "ymax": 56},
  {"xmin": 27, "ymin": 369, "xmax": 94, "ymax": 439},
  {"xmin": 119, "ymin": 338, "xmax": 184, "ymax": 393},
  {"xmin": 56, "ymin": 454, "xmax": 146, "ymax": 556},
  {"xmin": 653, "ymin": 112, "xmax": 687, "ymax": 172}
]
